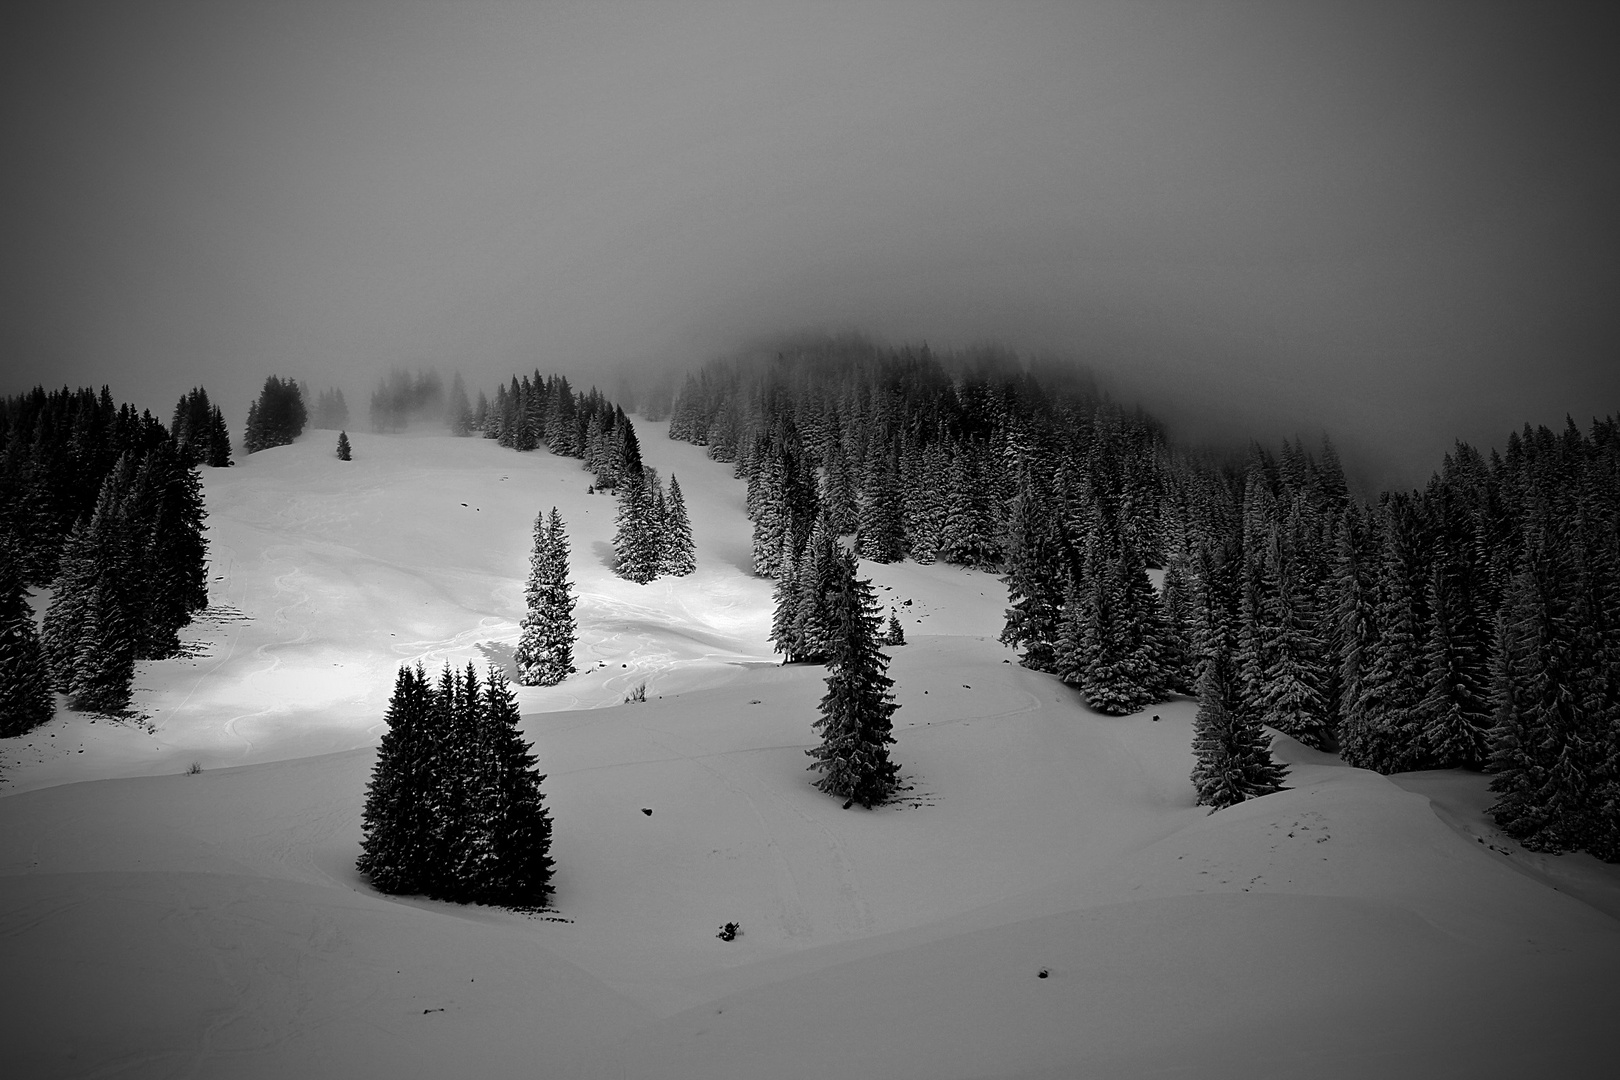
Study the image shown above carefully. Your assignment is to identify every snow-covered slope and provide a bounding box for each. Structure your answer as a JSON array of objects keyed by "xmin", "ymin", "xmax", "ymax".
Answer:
[{"xmin": 2, "ymin": 425, "xmax": 1616, "ymax": 1079}]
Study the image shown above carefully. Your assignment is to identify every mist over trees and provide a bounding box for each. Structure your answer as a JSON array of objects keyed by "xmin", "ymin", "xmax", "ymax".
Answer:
[
  {"xmin": 665, "ymin": 337, "xmax": 1620, "ymax": 850},
  {"xmin": 311, "ymin": 387, "xmax": 349, "ymax": 430}
]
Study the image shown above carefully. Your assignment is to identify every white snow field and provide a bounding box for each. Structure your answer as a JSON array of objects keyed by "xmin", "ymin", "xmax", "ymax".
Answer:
[{"xmin": 2, "ymin": 424, "xmax": 1616, "ymax": 1079}]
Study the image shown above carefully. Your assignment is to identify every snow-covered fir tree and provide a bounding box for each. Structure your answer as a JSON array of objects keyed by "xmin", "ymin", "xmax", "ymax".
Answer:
[
  {"xmin": 358, "ymin": 662, "xmax": 555, "ymax": 905},
  {"xmin": 356, "ymin": 664, "xmax": 438, "ymax": 895},
  {"xmin": 0, "ymin": 547, "xmax": 53, "ymax": 737},
  {"xmin": 67, "ymin": 577, "xmax": 136, "ymax": 713},
  {"xmin": 1191, "ymin": 651, "xmax": 1289, "ymax": 811},
  {"xmin": 514, "ymin": 508, "xmax": 576, "ymax": 687},
  {"xmin": 886, "ymin": 610, "xmax": 906, "ymax": 646},
  {"xmin": 336, "ymin": 431, "xmax": 351, "ymax": 460},
  {"xmin": 660, "ymin": 473, "xmax": 697, "ymax": 576},
  {"xmin": 613, "ymin": 467, "xmax": 661, "ymax": 584},
  {"xmin": 807, "ymin": 549, "xmax": 900, "ymax": 807}
]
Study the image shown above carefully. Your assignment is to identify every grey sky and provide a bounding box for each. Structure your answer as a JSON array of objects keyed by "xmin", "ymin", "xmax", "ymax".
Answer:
[{"xmin": 3, "ymin": 1, "xmax": 1617, "ymax": 489}]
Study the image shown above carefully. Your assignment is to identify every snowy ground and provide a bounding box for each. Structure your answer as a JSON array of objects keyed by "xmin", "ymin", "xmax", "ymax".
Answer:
[{"xmin": 2, "ymin": 424, "xmax": 1616, "ymax": 1079}]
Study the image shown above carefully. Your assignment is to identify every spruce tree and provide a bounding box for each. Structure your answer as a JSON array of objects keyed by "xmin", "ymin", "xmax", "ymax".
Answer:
[
  {"xmin": 1000, "ymin": 467, "xmax": 1067, "ymax": 673},
  {"xmin": 515, "ymin": 508, "xmax": 576, "ymax": 686},
  {"xmin": 612, "ymin": 467, "xmax": 661, "ymax": 583},
  {"xmin": 1191, "ymin": 651, "xmax": 1289, "ymax": 811},
  {"xmin": 336, "ymin": 431, "xmax": 352, "ymax": 460},
  {"xmin": 67, "ymin": 578, "xmax": 136, "ymax": 713},
  {"xmin": 769, "ymin": 538, "xmax": 806, "ymax": 661},
  {"xmin": 661, "ymin": 473, "xmax": 697, "ymax": 576},
  {"xmin": 807, "ymin": 550, "xmax": 900, "ymax": 807},
  {"xmin": 886, "ymin": 610, "xmax": 906, "ymax": 646},
  {"xmin": 357, "ymin": 664, "xmax": 438, "ymax": 895},
  {"xmin": 40, "ymin": 520, "xmax": 95, "ymax": 691},
  {"xmin": 0, "ymin": 548, "xmax": 54, "ymax": 737},
  {"xmin": 1344, "ymin": 502, "xmax": 1429, "ymax": 772},
  {"xmin": 791, "ymin": 511, "xmax": 841, "ymax": 663},
  {"xmin": 475, "ymin": 666, "xmax": 556, "ymax": 904}
]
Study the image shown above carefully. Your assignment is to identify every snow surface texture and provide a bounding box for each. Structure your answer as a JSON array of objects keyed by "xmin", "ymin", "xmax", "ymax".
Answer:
[{"xmin": 2, "ymin": 424, "xmax": 1616, "ymax": 1079}]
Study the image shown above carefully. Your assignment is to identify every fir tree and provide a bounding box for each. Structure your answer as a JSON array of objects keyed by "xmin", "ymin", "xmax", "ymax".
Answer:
[
  {"xmin": 1344, "ymin": 501, "xmax": 1429, "ymax": 772},
  {"xmin": 807, "ymin": 550, "xmax": 900, "ymax": 807},
  {"xmin": 243, "ymin": 376, "xmax": 307, "ymax": 453},
  {"xmin": 886, "ymin": 610, "xmax": 906, "ymax": 646},
  {"xmin": 1191, "ymin": 652, "xmax": 1289, "ymax": 811},
  {"xmin": 612, "ymin": 467, "xmax": 661, "ymax": 583},
  {"xmin": 1000, "ymin": 467, "xmax": 1067, "ymax": 673},
  {"xmin": 357, "ymin": 663, "xmax": 555, "ymax": 904},
  {"xmin": 1058, "ymin": 542, "xmax": 1168, "ymax": 716},
  {"xmin": 514, "ymin": 508, "xmax": 576, "ymax": 686},
  {"xmin": 0, "ymin": 547, "xmax": 54, "ymax": 737},
  {"xmin": 445, "ymin": 374, "xmax": 474, "ymax": 436},
  {"xmin": 336, "ymin": 431, "xmax": 352, "ymax": 460},
  {"xmin": 473, "ymin": 666, "xmax": 556, "ymax": 903},
  {"xmin": 356, "ymin": 664, "xmax": 438, "ymax": 895},
  {"xmin": 661, "ymin": 473, "xmax": 697, "ymax": 576},
  {"xmin": 67, "ymin": 578, "xmax": 136, "ymax": 713},
  {"xmin": 769, "ymin": 532, "xmax": 810, "ymax": 662}
]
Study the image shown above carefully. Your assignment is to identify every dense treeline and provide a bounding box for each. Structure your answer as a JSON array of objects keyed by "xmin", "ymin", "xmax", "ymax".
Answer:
[
  {"xmin": 666, "ymin": 338, "xmax": 1619, "ymax": 855},
  {"xmin": 0, "ymin": 385, "xmax": 212, "ymax": 727},
  {"xmin": 472, "ymin": 369, "xmax": 693, "ymax": 583}
]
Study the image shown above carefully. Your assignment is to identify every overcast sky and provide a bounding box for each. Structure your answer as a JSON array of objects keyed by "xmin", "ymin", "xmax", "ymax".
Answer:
[{"xmin": 3, "ymin": 0, "xmax": 1617, "ymax": 489}]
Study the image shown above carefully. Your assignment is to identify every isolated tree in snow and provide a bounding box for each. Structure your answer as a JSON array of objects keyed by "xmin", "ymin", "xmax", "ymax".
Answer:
[
  {"xmin": 358, "ymin": 662, "xmax": 555, "ymax": 905},
  {"xmin": 1191, "ymin": 651, "xmax": 1288, "ymax": 811},
  {"xmin": 336, "ymin": 431, "xmax": 352, "ymax": 461},
  {"xmin": 807, "ymin": 549, "xmax": 900, "ymax": 807},
  {"xmin": 0, "ymin": 547, "xmax": 53, "ymax": 737},
  {"xmin": 885, "ymin": 610, "xmax": 906, "ymax": 646},
  {"xmin": 660, "ymin": 473, "xmax": 697, "ymax": 576},
  {"xmin": 514, "ymin": 508, "xmax": 576, "ymax": 687}
]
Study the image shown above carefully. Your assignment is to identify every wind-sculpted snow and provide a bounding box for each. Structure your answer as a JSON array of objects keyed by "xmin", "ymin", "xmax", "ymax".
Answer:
[{"xmin": 1, "ymin": 424, "xmax": 1615, "ymax": 1078}]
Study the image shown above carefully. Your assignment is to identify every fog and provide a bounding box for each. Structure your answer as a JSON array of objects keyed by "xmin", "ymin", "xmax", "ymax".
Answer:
[{"xmin": 3, "ymin": 1, "xmax": 1617, "ymax": 490}]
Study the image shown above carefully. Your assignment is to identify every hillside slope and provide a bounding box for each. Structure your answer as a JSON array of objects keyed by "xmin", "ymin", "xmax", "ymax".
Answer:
[{"xmin": 1, "ymin": 424, "xmax": 1615, "ymax": 1079}]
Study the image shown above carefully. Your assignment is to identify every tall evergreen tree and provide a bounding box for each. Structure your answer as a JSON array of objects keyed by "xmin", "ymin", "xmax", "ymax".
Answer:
[
  {"xmin": 661, "ymin": 473, "xmax": 697, "ymax": 576},
  {"xmin": 358, "ymin": 662, "xmax": 555, "ymax": 905},
  {"xmin": 612, "ymin": 467, "xmax": 661, "ymax": 583},
  {"xmin": 1191, "ymin": 651, "xmax": 1289, "ymax": 811},
  {"xmin": 473, "ymin": 666, "xmax": 556, "ymax": 903},
  {"xmin": 807, "ymin": 549, "xmax": 900, "ymax": 807},
  {"xmin": 356, "ymin": 664, "xmax": 438, "ymax": 895},
  {"xmin": 0, "ymin": 547, "xmax": 54, "ymax": 736},
  {"xmin": 67, "ymin": 577, "xmax": 136, "ymax": 713},
  {"xmin": 515, "ymin": 508, "xmax": 576, "ymax": 687},
  {"xmin": 336, "ymin": 431, "xmax": 352, "ymax": 460}
]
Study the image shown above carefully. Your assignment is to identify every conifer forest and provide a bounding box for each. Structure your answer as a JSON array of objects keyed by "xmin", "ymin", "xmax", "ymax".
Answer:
[{"xmin": 663, "ymin": 341, "xmax": 1620, "ymax": 857}]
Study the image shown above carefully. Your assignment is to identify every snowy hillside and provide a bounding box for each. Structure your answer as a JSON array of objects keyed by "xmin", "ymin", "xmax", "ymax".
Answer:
[{"xmin": 2, "ymin": 424, "xmax": 1616, "ymax": 1079}]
